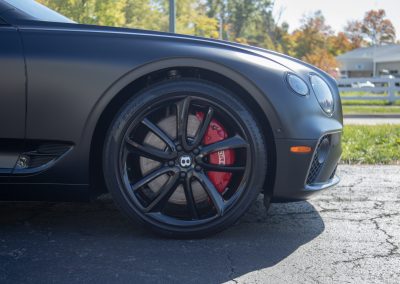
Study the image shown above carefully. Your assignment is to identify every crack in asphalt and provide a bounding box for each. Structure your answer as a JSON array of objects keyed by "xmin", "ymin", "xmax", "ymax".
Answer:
[
  {"xmin": 369, "ymin": 202, "xmax": 399, "ymax": 258},
  {"xmin": 332, "ymin": 208, "xmax": 400, "ymax": 266},
  {"xmin": 226, "ymin": 250, "xmax": 238, "ymax": 284}
]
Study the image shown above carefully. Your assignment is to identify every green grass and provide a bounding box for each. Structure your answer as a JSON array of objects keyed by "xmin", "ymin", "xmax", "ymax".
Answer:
[
  {"xmin": 340, "ymin": 91, "xmax": 400, "ymax": 114},
  {"xmin": 342, "ymin": 125, "xmax": 400, "ymax": 165},
  {"xmin": 343, "ymin": 105, "xmax": 400, "ymax": 115},
  {"xmin": 341, "ymin": 91, "xmax": 381, "ymax": 97},
  {"xmin": 342, "ymin": 100, "xmax": 400, "ymax": 106}
]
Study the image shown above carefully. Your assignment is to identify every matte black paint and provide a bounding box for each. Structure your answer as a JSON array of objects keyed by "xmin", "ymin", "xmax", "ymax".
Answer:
[
  {"xmin": 0, "ymin": 26, "xmax": 25, "ymax": 139},
  {"xmin": 0, "ymin": 4, "xmax": 342, "ymax": 201}
]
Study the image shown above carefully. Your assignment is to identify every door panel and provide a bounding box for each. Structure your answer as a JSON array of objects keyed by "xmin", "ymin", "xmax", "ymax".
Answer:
[{"xmin": 0, "ymin": 26, "xmax": 26, "ymax": 139}]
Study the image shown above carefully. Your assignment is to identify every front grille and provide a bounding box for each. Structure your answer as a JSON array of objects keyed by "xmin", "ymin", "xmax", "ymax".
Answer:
[{"xmin": 306, "ymin": 135, "xmax": 329, "ymax": 184}]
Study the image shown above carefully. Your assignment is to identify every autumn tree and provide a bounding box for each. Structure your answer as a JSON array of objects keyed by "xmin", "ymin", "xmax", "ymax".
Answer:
[
  {"xmin": 345, "ymin": 10, "xmax": 396, "ymax": 46},
  {"xmin": 290, "ymin": 11, "xmax": 339, "ymax": 72},
  {"xmin": 304, "ymin": 48, "xmax": 338, "ymax": 72},
  {"xmin": 362, "ymin": 9, "xmax": 396, "ymax": 45},
  {"xmin": 327, "ymin": 32, "xmax": 352, "ymax": 56},
  {"xmin": 344, "ymin": 20, "xmax": 365, "ymax": 48},
  {"xmin": 294, "ymin": 11, "xmax": 333, "ymax": 58}
]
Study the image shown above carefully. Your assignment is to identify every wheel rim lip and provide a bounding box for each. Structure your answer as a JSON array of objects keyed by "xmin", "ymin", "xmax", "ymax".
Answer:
[{"xmin": 117, "ymin": 92, "xmax": 254, "ymax": 228}]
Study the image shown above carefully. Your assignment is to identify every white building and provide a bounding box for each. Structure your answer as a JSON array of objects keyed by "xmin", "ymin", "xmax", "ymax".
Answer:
[{"xmin": 337, "ymin": 44, "xmax": 400, "ymax": 78}]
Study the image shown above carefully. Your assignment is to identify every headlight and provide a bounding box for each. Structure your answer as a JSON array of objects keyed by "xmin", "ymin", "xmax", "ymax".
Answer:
[
  {"xmin": 310, "ymin": 75, "xmax": 334, "ymax": 115},
  {"xmin": 286, "ymin": 73, "xmax": 309, "ymax": 96}
]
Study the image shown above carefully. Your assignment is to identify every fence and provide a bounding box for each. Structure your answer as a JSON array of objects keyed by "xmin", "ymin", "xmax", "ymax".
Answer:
[{"xmin": 337, "ymin": 77, "xmax": 400, "ymax": 104}]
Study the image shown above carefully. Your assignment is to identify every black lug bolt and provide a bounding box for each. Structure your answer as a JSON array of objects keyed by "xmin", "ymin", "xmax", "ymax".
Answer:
[
  {"xmin": 193, "ymin": 148, "xmax": 200, "ymax": 155},
  {"xmin": 176, "ymin": 145, "xmax": 183, "ymax": 152},
  {"xmin": 180, "ymin": 172, "xmax": 186, "ymax": 178},
  {"xmin": 195, "ymin": 165, "xmax": 202, "ymax": 172},
  {"xmin": 168, "ymin": 161, "xmax": 175, "ymax": 167}
]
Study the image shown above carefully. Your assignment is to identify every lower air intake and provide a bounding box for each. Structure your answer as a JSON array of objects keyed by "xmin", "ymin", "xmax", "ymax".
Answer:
[{"xmin": 306, "ymin": 135, "xmax": 330, "ymax": 184}]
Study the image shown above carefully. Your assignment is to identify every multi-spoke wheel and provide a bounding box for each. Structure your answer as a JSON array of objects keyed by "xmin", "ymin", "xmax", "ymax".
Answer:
[{"xmin": 103, "ymin": 80, "xmax": 267, "ymax": 237}]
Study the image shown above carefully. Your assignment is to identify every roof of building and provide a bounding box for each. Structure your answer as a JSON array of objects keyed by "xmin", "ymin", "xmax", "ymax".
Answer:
[{"xmin": 337, "ymin": 44, "xmax": 400, "ymax": 63}]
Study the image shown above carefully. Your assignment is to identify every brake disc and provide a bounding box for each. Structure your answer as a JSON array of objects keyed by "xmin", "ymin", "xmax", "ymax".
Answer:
[{"xmin": 139, "ymin": 115, "xmax": 208, "ymax": 205}]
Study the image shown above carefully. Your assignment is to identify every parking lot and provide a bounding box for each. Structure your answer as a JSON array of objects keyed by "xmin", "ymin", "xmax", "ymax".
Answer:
[{"xmin": 0, "ymin": 165, "xmax": 399, "ymax": 283}]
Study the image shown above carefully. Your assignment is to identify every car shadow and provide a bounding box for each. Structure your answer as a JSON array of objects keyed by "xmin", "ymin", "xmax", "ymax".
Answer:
[{"xmin": 0, "ymin": 195, "xmax": 324, "ymax": 283}]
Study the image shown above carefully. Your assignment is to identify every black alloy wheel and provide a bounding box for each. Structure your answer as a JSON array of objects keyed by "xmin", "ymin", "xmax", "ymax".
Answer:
[{"xmin": 103, "ymin": 79, "xmax": 267, "ymax": 237}]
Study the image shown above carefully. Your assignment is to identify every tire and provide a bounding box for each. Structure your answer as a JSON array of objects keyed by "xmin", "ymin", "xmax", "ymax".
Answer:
[{"xmin": 103, "ymin": 79, "xmax": 267, "ymax": 238}]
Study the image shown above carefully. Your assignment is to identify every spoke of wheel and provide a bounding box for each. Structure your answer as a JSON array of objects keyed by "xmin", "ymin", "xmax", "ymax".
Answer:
[
  {"xmin": 141, "ymin": 118, "xmax": 176, "ymax": 151},
  {"xmin": 144, "ymin": 173, "xmax": 180, "ymax": 213},
  {"xmin": 190, "ymin": 107, "xmax": 214, "ymax": 149},
  {"xmin": 194, "ymin": 171, "xmax": 225, "ymax": 216},
  {"xmin": 199, "ymin": 135, "xmax": 249, "ymax": 157},
  {"xmin": 198, "ymin": 162, "xmax": 245, "ymax": 172},
  {"xmin": 131, "ymin": 166, "xmax": 177, "ymax": 192},
  {"xmin": 125, "ymin": 137, "xmax": 175, "ymax": 161},
  {"xmin": 176, "ymin": 97, "xmax": 191, "ymax": 149},
  {"xmin": 183, "ymin": 172, "xmax": 199, "ymax": 219}
]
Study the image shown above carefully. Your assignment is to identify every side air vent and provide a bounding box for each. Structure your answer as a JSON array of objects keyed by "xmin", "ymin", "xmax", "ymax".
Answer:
[
  {"xmin": 306, "ymin": 135, "xmax": 330, "ymax": 184},
  {"xmin": 13, "ymin": 143, "xmax": 72, "ymax": 174},
  {"xmin": 37, "ymin": 144, "xmax": 71, "ymax": 155}
]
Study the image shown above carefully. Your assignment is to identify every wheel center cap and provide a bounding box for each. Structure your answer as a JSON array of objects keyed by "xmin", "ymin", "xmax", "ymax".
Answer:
[{"xmin": 179, "ymin": 155, "xmax": 192, "ymax": 168}]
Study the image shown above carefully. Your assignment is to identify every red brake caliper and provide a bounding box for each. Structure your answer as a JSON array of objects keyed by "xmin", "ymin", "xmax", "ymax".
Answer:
[{"xmin": 196, "ymin": 112, "xmax": 235, "ymax": 194}]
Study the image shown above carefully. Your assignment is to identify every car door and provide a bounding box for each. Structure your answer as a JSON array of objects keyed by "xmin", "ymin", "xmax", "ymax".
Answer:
[
  {"xmin": 0, "ymin": 18, "xmax": 26, "ymax": 139},
  {"xmin": 0, "ymin": 18, "xmax": 26, "ymax": 172}
]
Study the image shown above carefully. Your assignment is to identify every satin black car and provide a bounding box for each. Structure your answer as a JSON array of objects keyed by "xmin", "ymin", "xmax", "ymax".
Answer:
[{"xmin": 0, "ymin": 0, "xmax": 342, "ymax": 237}]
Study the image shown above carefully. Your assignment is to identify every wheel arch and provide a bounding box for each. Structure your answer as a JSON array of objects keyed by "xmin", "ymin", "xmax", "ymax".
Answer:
[{"xmin": 87, "ymin": 58, "xmax": 278, "ymax": 197}]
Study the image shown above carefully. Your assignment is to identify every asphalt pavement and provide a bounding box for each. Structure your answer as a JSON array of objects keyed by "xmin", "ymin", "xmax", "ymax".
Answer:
[{"xmin": 0, "ymin": 165, "xmax": 399, "ymax": 283}]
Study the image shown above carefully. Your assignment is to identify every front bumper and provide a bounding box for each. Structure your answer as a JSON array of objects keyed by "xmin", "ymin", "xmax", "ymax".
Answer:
[{"xmin": 272, "ymin": 131, "xmax": 342, "ymax": 201}]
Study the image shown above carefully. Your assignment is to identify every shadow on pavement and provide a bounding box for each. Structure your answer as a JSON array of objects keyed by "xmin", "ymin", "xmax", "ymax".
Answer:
[{"xmin": 0, "ymin": 196, "xmax": 324, "ymax": 283}]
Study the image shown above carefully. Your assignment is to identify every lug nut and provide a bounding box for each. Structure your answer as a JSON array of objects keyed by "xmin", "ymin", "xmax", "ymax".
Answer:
[
  {"xmin": 176, "ymin": 145, "xmax": 183, "ymax": 152},
  {"xmin": 168, "ymin": 161, "xmax": 175, "ymax": 167},
  {"xmin": 180, "ymin": 172, "xmax": 186, "ymax": 178},
  {"xmin": 193, "ymin": 148, "xmax": 200, "ymax": 155},
  {"xmin": 195, "ymin": 165, "xmax": 202, "ymax": 172}
]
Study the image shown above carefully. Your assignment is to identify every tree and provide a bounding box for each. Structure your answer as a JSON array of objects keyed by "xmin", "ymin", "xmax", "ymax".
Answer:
[
  {"xmin": 205, "ymin": 0, "xmax": 223, "ymax": 18},
  {"xmin": 292, "ymin": 11, "xmax": 333, "ymax": 59},
  {"xmin": 173, "ymin": 0, "xmax": 219, "ymax": 38},
  {"xmin": 288, "ymin": 11, "xmax": 343, "ymax": 72},
  {"xmin": 304, "ymin": 48, "xmax": 338, "ymax": 73},
  {"xmin": 93, "ymin": 0, "xmax": 126, "ymax": 27},
  {"xmin": 124, "ymin": 0, "xmax": 167, "ymax": 31},
  {"xmin": 361, "ymin": 9, "xmax": 396, "ymax": 45},
  {"xmin": 227, "ymin": 0, "xmax": 258, "ymax": 39},
  {"xmin": 344, "ymin": 20, "xmax": 365, "ymax": 48},
  {"xmin": 37, "ymin": 0, "xmax": 127, "ymax": 26},
  {"xmin": 327, "ymin": 32, "xmax": 352, "ymax": 56}
]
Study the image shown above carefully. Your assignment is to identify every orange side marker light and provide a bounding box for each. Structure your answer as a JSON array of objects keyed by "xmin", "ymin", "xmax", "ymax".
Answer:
[{"xmin": 290, "ymin": 146, "xmax": 312, "ymax": 154}]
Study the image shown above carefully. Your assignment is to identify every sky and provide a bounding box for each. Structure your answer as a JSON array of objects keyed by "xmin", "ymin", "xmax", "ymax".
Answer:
[{"xmin": 273, "ymin": 0, "xmax": 400, "ymax": 39}]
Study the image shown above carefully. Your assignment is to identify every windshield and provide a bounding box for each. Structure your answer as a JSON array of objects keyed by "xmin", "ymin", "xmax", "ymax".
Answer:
[{"xmin": 2, "ymin": 0, "xmax": 74, "ymax": 23}]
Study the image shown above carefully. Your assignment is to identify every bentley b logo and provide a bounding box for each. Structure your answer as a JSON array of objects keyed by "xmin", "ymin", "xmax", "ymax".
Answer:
[{"xmin": 179, "ymin": 155, "xmax": 192, "ymax": 168}]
